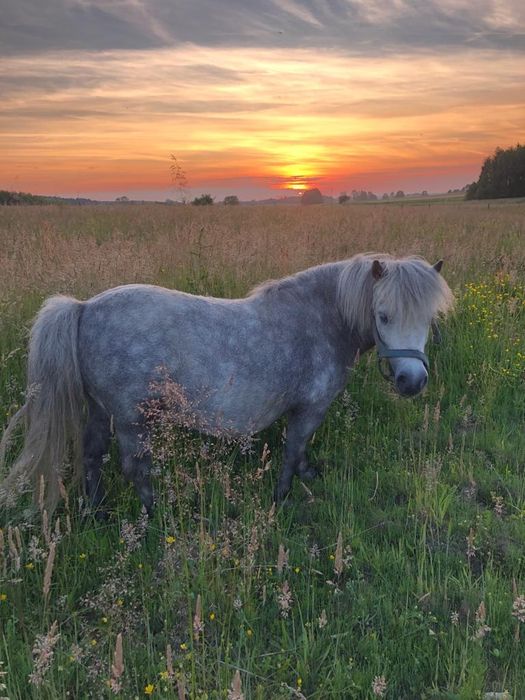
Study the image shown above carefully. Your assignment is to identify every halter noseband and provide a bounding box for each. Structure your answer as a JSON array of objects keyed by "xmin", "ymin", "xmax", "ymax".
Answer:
[{"xmin": 373, "ymin": 320, "xmax": 435, "ymax": 381}]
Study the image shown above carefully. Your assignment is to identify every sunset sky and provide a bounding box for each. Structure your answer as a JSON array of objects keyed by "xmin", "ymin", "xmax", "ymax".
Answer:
[{"xmin": 2, "ymin": 1, "xmax": 524, "ymax": 200}]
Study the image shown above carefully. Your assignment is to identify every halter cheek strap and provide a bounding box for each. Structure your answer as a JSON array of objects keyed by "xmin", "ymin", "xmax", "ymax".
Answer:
[{"xmin": 373, "ymin": 322, "xmax": 430, "ymax": 380}]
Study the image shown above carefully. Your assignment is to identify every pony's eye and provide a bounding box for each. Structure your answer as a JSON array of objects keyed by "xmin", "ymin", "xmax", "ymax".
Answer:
[{"xmin": 379, "ymin": 313, "xmax": 388, "ymax": 324}]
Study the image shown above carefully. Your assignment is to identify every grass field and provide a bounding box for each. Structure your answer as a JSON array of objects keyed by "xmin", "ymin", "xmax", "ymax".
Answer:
[{"xmin": 1, "ymin": 200, "xmax": 525, "ymax": 699}]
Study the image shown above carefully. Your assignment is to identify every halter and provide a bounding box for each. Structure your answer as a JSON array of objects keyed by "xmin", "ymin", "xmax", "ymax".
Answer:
[{"xmin": 373, "ymin": 319, "xmax": 440, "ymax": 381}]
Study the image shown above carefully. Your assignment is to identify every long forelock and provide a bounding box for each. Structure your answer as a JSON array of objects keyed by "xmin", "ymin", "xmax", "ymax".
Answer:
[{"xmin": 337, "ymin": 254, "xmax": 454, "ymax": 336}]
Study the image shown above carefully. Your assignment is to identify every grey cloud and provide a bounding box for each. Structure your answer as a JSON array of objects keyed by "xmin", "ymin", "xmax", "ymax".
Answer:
[{"xmin": 1, "ymin": 0, "xmax": 524, "ymax": 57}]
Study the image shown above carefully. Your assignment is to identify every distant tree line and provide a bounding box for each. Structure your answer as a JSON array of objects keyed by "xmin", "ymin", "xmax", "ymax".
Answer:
[
  {"xmin": 466, "ymin": 144, "xmax": 525, "ymax": 200},
  {"xmin": 0, "ymin": 190, "xmax": 96, "ymax": 205},
  {"xmin": 339, "ymin": 190, "xmax": 379, "ymax": 203},
  {"xmin": 0, "ymin": 190, "xmax": 49, "ymax": 205},
  {"xmin": 339, "ymin": 190, "xmax": 409, "ymax": 203}
]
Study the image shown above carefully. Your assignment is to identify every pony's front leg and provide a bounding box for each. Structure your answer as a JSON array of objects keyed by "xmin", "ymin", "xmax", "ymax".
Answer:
[{"xmin": 274, "ymin": 406, "xmax": 327, "ymax": 502}]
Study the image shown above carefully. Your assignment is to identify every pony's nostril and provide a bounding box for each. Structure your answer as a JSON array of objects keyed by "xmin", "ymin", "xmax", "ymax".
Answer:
[
  {"xmin": 396, "ymin": 371, "xmax": 427, "ymax": 396},
  {"xmin": 397, "ymin": 372, "xmax": 408, "ymax": 389}
]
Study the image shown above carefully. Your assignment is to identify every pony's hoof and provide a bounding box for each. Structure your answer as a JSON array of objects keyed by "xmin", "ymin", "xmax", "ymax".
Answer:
[
  {"xmin": 274, "ymin": 485, "xmax": 291, "ymax": 504},
  {"xmin": 94, "ymin": 509, "xmax": 109, "ymax": 523},
  {"xmin": 298, "ymin": 465, "xmax": 319, "ymax": 481},
  {"xmin": 298, "ymin": 460, "xmax": 323, "ymax": 481}
]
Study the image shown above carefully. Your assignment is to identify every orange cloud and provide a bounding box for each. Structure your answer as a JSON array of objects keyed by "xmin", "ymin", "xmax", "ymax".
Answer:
[{"xmin": 1, "ymin": 45, "xmax": 524, "ymax": 197}]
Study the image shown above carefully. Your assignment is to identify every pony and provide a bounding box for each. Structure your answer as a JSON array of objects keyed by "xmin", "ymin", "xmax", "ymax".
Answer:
[{"xmin": 0, "ymin": 254, "xmax": 454, "ymax": 514}]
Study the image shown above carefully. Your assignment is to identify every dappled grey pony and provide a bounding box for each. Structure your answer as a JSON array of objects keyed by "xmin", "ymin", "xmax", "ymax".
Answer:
[{"xmin": 0, "ymin": 254, "xmax": 453, "ymax": 513}]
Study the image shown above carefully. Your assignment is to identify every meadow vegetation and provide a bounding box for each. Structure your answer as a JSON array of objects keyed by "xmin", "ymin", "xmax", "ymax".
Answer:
[{"xmin": 1, "ymin": 199, "xmax": 525, "ymax": 699}]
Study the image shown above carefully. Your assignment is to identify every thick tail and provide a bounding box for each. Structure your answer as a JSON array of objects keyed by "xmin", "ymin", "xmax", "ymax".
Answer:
[{"xmin": 0, "ymin": 295, "xmax": 85, "ymax": 511}]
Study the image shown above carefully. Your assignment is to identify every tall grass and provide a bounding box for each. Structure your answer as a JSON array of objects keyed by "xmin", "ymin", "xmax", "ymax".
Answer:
[{"xmin": 1, "ymin": 200, "xmax": 525, "ymax": 699}]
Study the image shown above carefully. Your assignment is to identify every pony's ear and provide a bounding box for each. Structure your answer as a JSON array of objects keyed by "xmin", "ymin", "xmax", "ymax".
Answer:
[
  {"xmin": 433, "ymin": 259, "xmax": 444, "ymax": 273},
  {"xmin": 371, "ymin": 259, "xmax": 385, "ymax": 280}
]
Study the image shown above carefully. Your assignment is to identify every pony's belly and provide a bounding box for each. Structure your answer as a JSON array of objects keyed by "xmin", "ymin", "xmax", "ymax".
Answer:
[{"xmin": 189, "ymin": 389, "xmax": 290, "ymax": 437}]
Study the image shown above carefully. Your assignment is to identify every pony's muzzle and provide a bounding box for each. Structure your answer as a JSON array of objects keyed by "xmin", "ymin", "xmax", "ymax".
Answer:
[{"xmin": 395, "ymin": 367, "xmax": 428, "ymax": 396}]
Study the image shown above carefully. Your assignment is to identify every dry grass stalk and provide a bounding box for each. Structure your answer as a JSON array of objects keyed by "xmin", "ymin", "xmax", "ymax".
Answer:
[
  {"xmin": 7, "ymin": 526, "xmax": 20, "ymax": 571},
  {"xmin": 433, "ymin": 400, "xmax": 441, "ymax": 425},
  {"xmin": 166, "ymin": 643, "xmax": 174, "ymax": 678},
  {"xmin": 58, "ymin": 479, "xmax": 72, "ymax": 534},
  {"xmin": 58, "ymin": 478, "xmax": 69, "ymax": 509},
  {"xmin": 111, "ymin": 633, "xmax": 124, "ymax": 679},
  {"xmin": 422, "ymin": 403, "xmax": 429, "ymax": 434},
  {"xmin": 277, "ymin": 543, "xmax": 288, "ymax": 575},
  {"xmin": 14, "ymin": 526, "xmax": 22, "ymax": 553},
  {"xmin": 109, "ymin": 633, "xmax": 124, "ymax": 693},
  {"xmin": 0, "ymin": 529, "xmax": 5, "ymax": 575},
  {"xmin": 42, "ymin": 509, "xmax": 51, "ymax": 546},
  {"xmin": 177, "ymin": 676, "xmax": 187, "ymax": 699},
  {"xmin": 512, "ymin": 577, "xmax": 522, "ymax": 641},
  {"xmin": 227, "ymin": 670, "xmax": 244, "ymax": 700},
  {"xmin": 28, "ymin": 620, "xmax": 60, "ymax": 686},
  {"xmin": 277, "ymin": 581, "xmax": 293, "ymax": 618},
  {"xmin": 0, "ymin": 660, "xmax": 7, "ymax": 700},
  {"xmin": 334, "ymin": 531, "xmax": 344, "ymax": 576},
  {"xmin": 193, "ymin": 594, "xmax": 204, "ymax": 640},
  {"xmin": 43, "ymin": 541, "xmax": 56, "ymax": 601}
]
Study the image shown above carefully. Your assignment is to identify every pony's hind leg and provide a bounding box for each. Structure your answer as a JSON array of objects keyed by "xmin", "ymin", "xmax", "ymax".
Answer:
[
  {"xmin": 83, "ymin": 398, "xmax": 111, "ymax": 518},
  {"xmin": 117, "ymin": 426, "xmax": 154, "ymax": 515}
]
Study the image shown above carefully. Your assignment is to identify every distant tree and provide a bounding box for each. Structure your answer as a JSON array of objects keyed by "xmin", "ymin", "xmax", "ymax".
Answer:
[
  {"xmin": 192, "ymin": 193, "xmax": 214, "ymax": 206},
  {"xmin": 116, "ymin": 196, "xmax": 129, "ymax": 202},
  {"xmin": 338, "ymin": 193, "xmax": 350, "ymax": 204},
  {"xmin": 301, "ymin": 188, "xmax": 323, "ymax": 205},
  {"xmin": 223, "ymin": 195, "xmax": 239, "ymax": 205},
  {"xmin": 382, "ymin": 193, "xmax": 389, "ymax": 200},
  {"xmin": 395, "ymin": 190, "xmax": 405, "ymax": 198},
  {"xmin": 466, "ymin": 144, "xmax": 525, "ymax": 200},
  {"xmin": 367, "ymin": 191, "xmax": 378, "ymax": 201},
  {"xmin": 0, "ymin": 190, "xmax": 14, "ymax": 205},
  {"xmin": 421, "ymin": 190, "xmax": 428, "ymax": 197}
]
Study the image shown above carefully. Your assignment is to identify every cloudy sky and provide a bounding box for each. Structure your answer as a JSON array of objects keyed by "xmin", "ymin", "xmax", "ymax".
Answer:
[{"xmin": 2, "ymin": 0, "xmax": 524, "ymax": 200}]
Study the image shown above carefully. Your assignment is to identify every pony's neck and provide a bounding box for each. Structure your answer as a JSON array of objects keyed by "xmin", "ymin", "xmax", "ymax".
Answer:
[{"xmin": 309, "ymin": 262, "xmax": 377, "ymax": 359}]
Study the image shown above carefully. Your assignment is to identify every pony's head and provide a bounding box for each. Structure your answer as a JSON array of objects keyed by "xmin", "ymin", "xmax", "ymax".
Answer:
[{"xmin": 337, "ymin": 254, "xmax": 454, "ymax": 396}]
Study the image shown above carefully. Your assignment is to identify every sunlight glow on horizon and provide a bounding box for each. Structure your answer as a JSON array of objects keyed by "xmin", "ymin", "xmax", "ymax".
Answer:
[{"xmin": 1, "ymin": 44, "xmax": 524, "ymax": 199}]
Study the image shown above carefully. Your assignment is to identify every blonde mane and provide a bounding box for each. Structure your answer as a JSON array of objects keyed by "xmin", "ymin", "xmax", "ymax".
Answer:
[{"xmin": 337, "ymin": 254, "xmax": 454, "ymax": 337}]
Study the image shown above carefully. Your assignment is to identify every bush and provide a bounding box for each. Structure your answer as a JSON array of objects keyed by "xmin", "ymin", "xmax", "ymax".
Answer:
[
  {"xmin": 301, "ymin": 188, "xmax": 323, "ymax": 205},
  {"xmin": 192, "ymin": 194, "xmax": 214, "ymax": 206}
]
